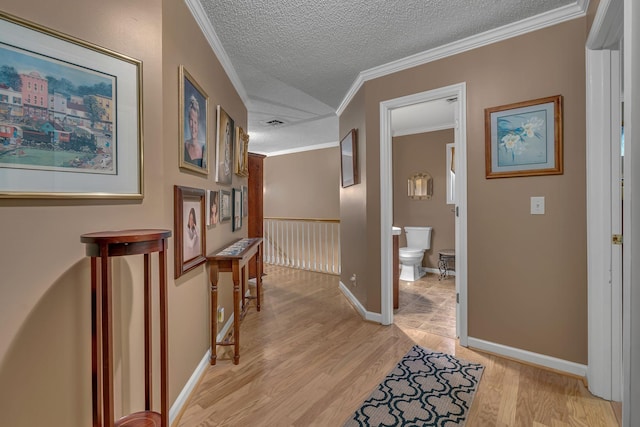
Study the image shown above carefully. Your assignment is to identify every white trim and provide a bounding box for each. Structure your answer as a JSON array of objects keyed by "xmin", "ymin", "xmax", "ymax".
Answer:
[
  {"xmin": 184, "ymin": 0, "xmax": 250, "ymax": 106},
  {"xmin": 586, "ymin": 0, "xmax": 624, "ymax": 49},
  {"xmin": 392, "ymin": 122, "xmax": 455, "ymax": 138},
  {"xmin": 586, "ymin": 48, "xmax": 616, "ymax": 400},
  {"xmin": 337, "ymin": 3, "xmax": 585, "ymax": 115},
  {"xmin": 468, "ymin": 337, "xmax": 588, "ymax": 378},
  {"xmin": 168, "ymin": 313, "xmax": 235, "ymax": 424},
  {"xmin": 585, "ymin": 0, "xmax": 624, "ymax": 402},
  {"xmin": 258, "ymin": 141, "xmax": 339, "ymax": 157},
  {"xmin": 379, "ymin": 83, "xmax": 467, "ymax": 342},
  {"xmin": 623, "ymin": 0, "xmax": 640, "ymax": 424},
  {"xmin": 169, "ymin": 349, "xmax": 210, "ymax": 425},
  {"xmin": 339, "ymin": 281, "xmax": 383, "ymax": 323}
]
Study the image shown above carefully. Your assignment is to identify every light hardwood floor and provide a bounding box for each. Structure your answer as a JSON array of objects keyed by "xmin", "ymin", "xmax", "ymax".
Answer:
[{"xmin": 175, "ymin": 266, "xmax": 619, "ymax": 427}]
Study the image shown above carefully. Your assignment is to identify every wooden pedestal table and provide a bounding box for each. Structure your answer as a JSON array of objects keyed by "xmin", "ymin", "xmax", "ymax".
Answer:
[
  {"xmin": 207, "ymin": 238, "xmax": 263, "ymax": 365},
  {"xmin": 81, "ymin": 229, "xmax": 171, "ymax": 427}
]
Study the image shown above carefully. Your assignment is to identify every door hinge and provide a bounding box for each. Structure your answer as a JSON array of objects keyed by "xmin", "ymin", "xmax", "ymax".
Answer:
[
  {"xmin": 456, "ymin": 293, "xmax": 459, "ymax": 304},
  {"xmin": 612, "ymin": 234, "xmax": 623, "ymax": 245},
  {"xmin": 455, "ymin": 206, "xmax": 459, "ymax": 217}
]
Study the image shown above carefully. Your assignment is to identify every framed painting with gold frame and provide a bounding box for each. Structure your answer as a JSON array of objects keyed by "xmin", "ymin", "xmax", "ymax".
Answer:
[
  {"xmin": 484, "ymin": 95, "xmax": 563, "ymax": 178},
  {"xmin": 234, "ymin": 126, "xmax": 249, "ymax": 176},
  {"xmin": 0, "ymin": 12, "xmax": 142, "ymax": 198},
  {"xmin": 179, "ymin": 65, "xmax": 209, "ymax": 175}
]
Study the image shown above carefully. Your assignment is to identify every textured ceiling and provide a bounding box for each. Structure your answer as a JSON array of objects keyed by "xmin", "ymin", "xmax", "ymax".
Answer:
[{"xmin": 196, "ymin": 0, "xmax": 580, "ymax": 154}]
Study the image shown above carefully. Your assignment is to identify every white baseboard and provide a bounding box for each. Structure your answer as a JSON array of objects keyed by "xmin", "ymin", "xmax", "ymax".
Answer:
[
  {"xmin": 169, "ymin": 314, "xmax": 235, "ymax": 425},
  {"xmin": 467, "ymin": 337, "xmax": 587, "ymax": 378},
  {"xmin": 169, "ymin": 349, "xmax": 210, "ymax": 424},
  {"xmin": 339, "ymin": 281, "xmax": 382, "ymax": 323}
]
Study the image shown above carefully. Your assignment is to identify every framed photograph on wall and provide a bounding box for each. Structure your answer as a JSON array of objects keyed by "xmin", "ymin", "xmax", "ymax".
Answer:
[
  {"xmin": 216, "ymin": 105, "xmax": 234, "ymax": 185},
  {"xmin": 234, "ymin": 126, "xmax": 249, "ymax": 176},
  {"xmin": 0, "ymin": 12, "xmax": 142, "ymax": 198},
  {"xmin": 340, "ymin": 129, "xmax": 358, "ymax": 187},
  {"xmin": 485, "ymin": 95, "xmax": 563, "ymax": 178},
  {"xmin": 174, "ymin": 185, "xmax": 206, "ymax": 278},
  {"xmin": 232, "ymin": 187, "xmax": 242, "ymax": 231},
  {"xmin": 179, "ymin": 65, "xmax": 209, "ymax": 174},
  {"xmin": 206, "ymin": 189, "xmax": 219, "ymax": 226},
  {"xmin": 219, "ymin": 189, "xmax": 231, "ymax": 222},
  {"xmin": 241, "ymin": 185, "xmax": 248, "ymax": 217}
]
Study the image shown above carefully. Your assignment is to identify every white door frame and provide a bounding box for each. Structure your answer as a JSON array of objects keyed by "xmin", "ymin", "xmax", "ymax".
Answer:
[
  {"xmin": 585, "ymin": 0, "xmax": 623, "ymax": 401},
  {"xmin": 379, "ymin": 82, "xmax": 468, "ymax": 346}
]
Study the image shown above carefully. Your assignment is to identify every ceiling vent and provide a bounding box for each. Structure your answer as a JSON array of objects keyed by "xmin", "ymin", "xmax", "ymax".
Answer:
[{"xmin": 264, "ymin": 119, "xmax": 285, "ymax": 126}]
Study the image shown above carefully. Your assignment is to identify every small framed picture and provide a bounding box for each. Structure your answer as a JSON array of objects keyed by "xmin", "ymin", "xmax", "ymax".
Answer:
[
  {"xmin": 232, "ymin": 188, "xmax": 242, "ymax": 231},
  {"xmin": 216, "ymin": 105, "xmax": 234, "ymax": 185},
  {"xmin": 220, "ymin": 189, "xmax": 231, "ymax": 222},
  {"xmin": 485, "ymin": 95, "xmax": 563, "ymax": 178},
  {"xmin": 235, "ymin": 126, "xmax": 249, "ymax": 176},
  {"xmin": 241, "ymin": 185, "xmax": 248, "ymax": 218},
  {"xmin": 206, "ymin": 189, "xmax": 219, "ymax": 226},
  {"xmin": 179, "ymin": 65, "xmax": 209, "ymax": 174},
  {"xmin": 174, "ymin": 185, "xmax": 206, "ymax": 278},
  {"xmin": 340, "ymin": 129, "xmax": 358, "ymax": 187}
]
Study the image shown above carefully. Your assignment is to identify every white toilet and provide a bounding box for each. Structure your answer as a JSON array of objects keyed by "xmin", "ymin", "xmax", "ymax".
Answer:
[{"xmin": 399, "ymin": 226, "xmax": 432, "ymax": 281}]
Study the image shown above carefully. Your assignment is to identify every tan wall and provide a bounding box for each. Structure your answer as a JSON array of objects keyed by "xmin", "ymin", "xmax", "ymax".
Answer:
[
  {"xmin": 339, "ymin": 87, "xmax": 368, "ymax": 304},
  {"xmin": 393, "ymin": 130, "xmax": 455, "ymax": 269},
  {"xmin": 263, "ymin": 147, "xmax": 340, "ymax": 219},
  {"xmin": 342, "ymin": 18, "xmax": 588, "ymax": 364},
  {"xmin": 0, "ymin": 1, "xmax": 246, "ymax": 425},
  {"xmin": 162, "ymin": 0, "xmax": 247, "ymax": 412}
]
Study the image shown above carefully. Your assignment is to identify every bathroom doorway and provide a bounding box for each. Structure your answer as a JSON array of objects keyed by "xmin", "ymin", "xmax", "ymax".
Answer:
[
  {"xmin": 392, "ymin": 124, "xmax": 457, "ymax": 338},
  {"xmin": 379, "ymin": 83, "xmax": 468, "ymax": 346}
]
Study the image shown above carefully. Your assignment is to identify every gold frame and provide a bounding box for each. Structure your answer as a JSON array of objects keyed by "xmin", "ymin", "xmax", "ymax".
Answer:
[
  {"xmin": 234, "ymin": 126, "xmax": 249, "ymax": 176},
  {"xmin": 485, "ymin": 95, "xmax": 563, "ymax": 178},
  {"xmin": 0, "ymin": 11, "xmax": 143, "ymax": 199},
  {"xmin": 179, "ymin": 65, "xmax": 209, "ymax": 175}
]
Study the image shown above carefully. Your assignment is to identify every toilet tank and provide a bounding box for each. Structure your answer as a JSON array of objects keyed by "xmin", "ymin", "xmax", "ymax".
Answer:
[{"xmin": 404, "ymin": 226, "xmax": 432, "ymax": 250}]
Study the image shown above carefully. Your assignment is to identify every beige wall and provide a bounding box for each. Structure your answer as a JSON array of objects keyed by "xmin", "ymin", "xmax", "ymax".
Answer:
[
  {"xmin": 263, "ymin": 147, "xmax": 340, "ymax": 219},
  {"xmin": 0, "ymin": 1, "xmax": 246, "ymax": 425},
  {"xmin": 393, "ymin": 130, "xmax": 455, "ymax": 269},
  {"xmin": 340, "ymin": 87, "xmax": 368, "ymax": 305},
  {"xmin": 162, "ymin": 0, "xmax": 247, "ymax": 408},
  {"xmin": 341, "ymin": 18, "xmax": 588, "ymax": 364}
]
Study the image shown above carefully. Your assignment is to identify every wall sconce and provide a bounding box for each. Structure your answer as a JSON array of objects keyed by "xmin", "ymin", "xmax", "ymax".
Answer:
[{"xmin": 408, "ymin": 172, "xmax": 433, "ymax": 200}]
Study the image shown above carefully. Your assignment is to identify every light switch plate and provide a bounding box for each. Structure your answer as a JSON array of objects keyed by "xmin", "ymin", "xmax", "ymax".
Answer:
[{"xmin": 531, "ymin": 196, "xmax": 545, "ymax": 215}]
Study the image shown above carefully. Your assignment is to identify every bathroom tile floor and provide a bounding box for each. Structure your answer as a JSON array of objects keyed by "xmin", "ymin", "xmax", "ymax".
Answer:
[{"xmin": 394, "ymin": 272, "xmax": 456, "ymax": 338}]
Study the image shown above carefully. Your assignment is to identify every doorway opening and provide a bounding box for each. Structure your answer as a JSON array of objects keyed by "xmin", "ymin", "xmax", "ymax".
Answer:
[{"xmin": 379, "ymin": 82, "xmax": 468, "ymax": 346}]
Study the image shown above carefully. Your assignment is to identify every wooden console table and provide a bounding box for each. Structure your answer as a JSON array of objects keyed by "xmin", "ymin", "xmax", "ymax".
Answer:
[
  {"xmin": 207, "ymin": 238, "xmax": 263, "ymax": 365},
  {"xmin": 81, "ymin": 229, "xmax": 171, "ymax": 427}
]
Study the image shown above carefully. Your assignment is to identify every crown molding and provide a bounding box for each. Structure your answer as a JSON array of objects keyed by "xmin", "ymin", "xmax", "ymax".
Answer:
[
  {"xmin": 184, "ymin": 0, "xmax": 250, "ymax": 107},
  {"xmin": 336, "ymin": 2, "xmax": 587, "ymax": 116},
  {"xmin": 256, "ymin": 141, "xmax": 339, "ymax": 157}
]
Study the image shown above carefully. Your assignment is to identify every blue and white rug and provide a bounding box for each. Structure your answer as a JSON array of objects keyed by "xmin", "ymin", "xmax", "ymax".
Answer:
[{"xmin": 344, "ymin": 345, "xmax": 484, "ymax": 427}]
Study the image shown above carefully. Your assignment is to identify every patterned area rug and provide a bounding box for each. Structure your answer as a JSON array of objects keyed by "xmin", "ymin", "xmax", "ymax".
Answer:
[{"xmin": 344, "ymin": 345, "xmax": 484, "ymax": 427}]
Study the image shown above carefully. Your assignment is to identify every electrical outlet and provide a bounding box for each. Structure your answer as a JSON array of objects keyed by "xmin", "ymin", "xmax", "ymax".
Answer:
[
  {"xmin": 350, "ymin": 273, "xmax": 357, "ymax": 287},
  {"xmin": 217, "ymin": 306, "xmax": 224, "ymax": 323}
]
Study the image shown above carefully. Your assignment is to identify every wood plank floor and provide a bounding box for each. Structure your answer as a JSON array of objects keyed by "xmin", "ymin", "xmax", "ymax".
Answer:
[{"xmin": 175, "ymin": 266, "xmax": 619, "ymax": 427}]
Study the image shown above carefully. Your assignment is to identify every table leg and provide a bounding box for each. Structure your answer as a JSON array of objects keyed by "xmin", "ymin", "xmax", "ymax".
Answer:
[
  {"xmin": 100, "ymin": 252, "xmax": 114, "ymax": 427},
  {"xmin": 256, "ymin": 243, "xmax": 262, "ymax": 311},
  {"xmin": 143, "ymin": 254, "xmax": 152, "ymax": 411},
  {"xmin": 91, "ymin": 257, "xmax": 100, "ymax": 427},
  {"xmin": 232, "ymin": 262, "xmax": 241, "ymax": 365},
  {"xmin": 209, "ymin": 263, "xmax": 219, "ymax": 365}
]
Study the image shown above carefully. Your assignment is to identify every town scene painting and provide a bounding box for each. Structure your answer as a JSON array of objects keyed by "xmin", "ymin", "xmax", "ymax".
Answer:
[{"xmin": 0, "ymin": 42, "xmax": 116, "ymax": 174}]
